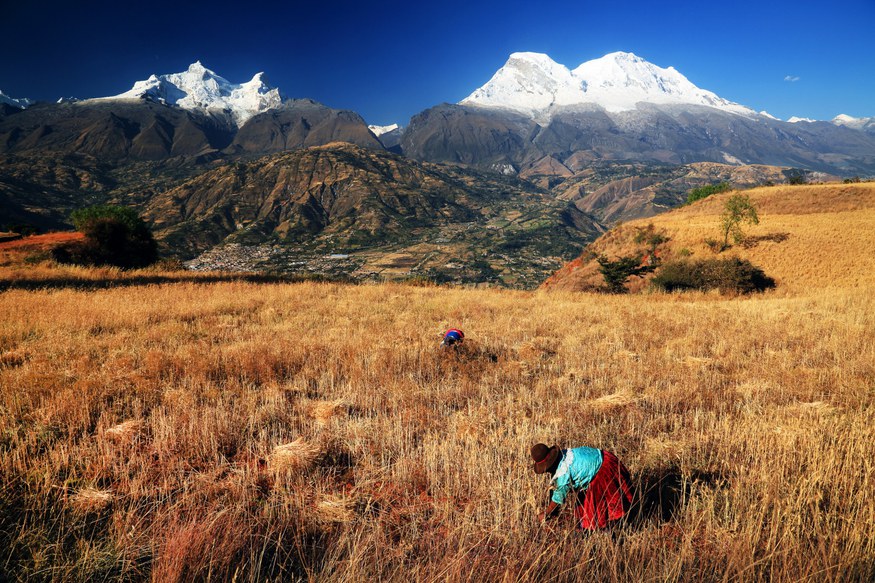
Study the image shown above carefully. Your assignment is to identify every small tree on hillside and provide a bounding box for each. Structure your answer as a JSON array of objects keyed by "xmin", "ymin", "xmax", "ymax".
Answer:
[
  {"xmin": 55, "ymin": 205, "xmax": 158, "ymax": 268},
  {"xmin": 597, "ymin": 255, "xmax": 655, "ymax": 293},
  {"xmin": 720, "ymin": 194, "xmax": 759, "ymax": 250}
]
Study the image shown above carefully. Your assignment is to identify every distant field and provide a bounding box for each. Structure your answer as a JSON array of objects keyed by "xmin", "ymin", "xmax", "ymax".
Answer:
[{"xmin": 1, "ymin": 183, "xmax": 874, "ymax": 581}]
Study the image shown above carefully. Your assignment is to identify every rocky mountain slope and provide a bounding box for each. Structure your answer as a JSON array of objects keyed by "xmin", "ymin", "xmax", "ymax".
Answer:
[
  {"xmin": 0, "ymin": 98, "xmax": 381, "ymax": 164},
  {"xmin": 551, "ymin": 162, "xmax": 807, "ymax": 225},
  {"xmin": 3, "ymin": 54, "xmax": 873, "ymax": 288},
  {"xmin": 144, "ymin": 142, "xmax": 601, "ymax": 287}
]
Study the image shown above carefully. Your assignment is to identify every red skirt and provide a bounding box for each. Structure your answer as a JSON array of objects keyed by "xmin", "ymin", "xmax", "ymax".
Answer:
[{"xmin": 573, "ymin": 450, "xmax": 633, "ymax": 530}]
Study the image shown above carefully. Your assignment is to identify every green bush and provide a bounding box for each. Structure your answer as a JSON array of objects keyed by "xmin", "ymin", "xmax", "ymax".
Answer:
[
  {"xmin": 54, "ymin": 205, "xmax": 158, "ymax": 269},
  {"xmin": 686, "ymin": 182, "xmax": 731, "ymax": 205},
  {"xmin": 652, "ymin": 257, "xmax": 775, "ymax": 294}
]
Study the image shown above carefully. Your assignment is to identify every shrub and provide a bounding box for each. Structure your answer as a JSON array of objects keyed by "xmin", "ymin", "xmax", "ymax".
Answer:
[
  {"xmin": 686, "ymin": 182, "xmax": 731, "ymax": 205},
  {"xmin": 2, "ymin": 223, "xmax": 39, "ymax": 236},
  {"xmin": 786, "ymin": 172, "xmax": 808, "ymax": 185},
  {"xmin": 54, "ymin": 205, "xmax": 158, "ymax": 269},
  {"xmin": 652, "ymin": 257, "xmax": 776, "ymax": 294}
]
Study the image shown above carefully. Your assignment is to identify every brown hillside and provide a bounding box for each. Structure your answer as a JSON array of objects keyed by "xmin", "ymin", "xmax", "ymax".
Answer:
[
  {"xmin": 542, "ymin": 182, "xmax": 875, "ymax": 294},
  {"xmin": 0, "ymin": 232, "xmax": 85, "ymax": 266}
]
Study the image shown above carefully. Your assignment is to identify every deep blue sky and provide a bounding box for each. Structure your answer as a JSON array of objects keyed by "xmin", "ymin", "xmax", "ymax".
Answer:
[{"xmin": 2, "ymin": 0, "xmax": 873, "ymax": 126}]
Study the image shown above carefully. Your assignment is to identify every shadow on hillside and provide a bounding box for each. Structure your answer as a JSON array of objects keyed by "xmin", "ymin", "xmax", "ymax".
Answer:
[
  {"xmin": 625, "ymin": 466, "xmax": 727, "ymax": 526},
  {"xmin": 0, "ymin": 273, "xmax": 350, "ymax": 291}
]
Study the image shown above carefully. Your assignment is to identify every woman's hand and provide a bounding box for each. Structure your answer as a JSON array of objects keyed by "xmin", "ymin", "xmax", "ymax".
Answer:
[{"xmin": 539, "ymin": 501, "xmax": 560, "ymax": 522}]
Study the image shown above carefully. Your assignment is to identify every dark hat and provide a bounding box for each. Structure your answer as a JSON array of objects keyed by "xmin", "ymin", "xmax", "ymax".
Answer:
[{"xmin": 531, "ymin": 443, "xmax": 560, "ymax": 475}]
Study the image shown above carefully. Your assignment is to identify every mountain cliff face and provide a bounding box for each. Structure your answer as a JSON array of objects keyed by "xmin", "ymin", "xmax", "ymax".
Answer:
[{"xmin": 403, "ymin": 102, "xmax": 875, "ymax": 177}]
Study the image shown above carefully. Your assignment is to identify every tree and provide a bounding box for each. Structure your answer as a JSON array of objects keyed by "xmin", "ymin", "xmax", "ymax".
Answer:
[
  {"xmin": 56, "ymin": 205, "xmax": 158, "ymax": 268},
  {"xmin": 720, "ymin": 194, "xmax": 759, "ymax": 250},
  {"xmin": 597, "ymin": 255, "xmax": 655, "ymax": 293}
]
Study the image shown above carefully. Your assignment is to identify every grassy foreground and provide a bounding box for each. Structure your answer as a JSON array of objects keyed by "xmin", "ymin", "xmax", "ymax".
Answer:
[{"xmin": 1, "ymin": 278, "xmax": 873, "ymax": 581}]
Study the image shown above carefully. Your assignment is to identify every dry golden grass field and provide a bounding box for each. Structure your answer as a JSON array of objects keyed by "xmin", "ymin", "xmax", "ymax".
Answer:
[
  {"xmin": 1, "ymin": 183, "xmax": 874, "ymax": 581},
  {"xmin": 545, "ymin": 182, "xmax": 875, "ymax": 294}
]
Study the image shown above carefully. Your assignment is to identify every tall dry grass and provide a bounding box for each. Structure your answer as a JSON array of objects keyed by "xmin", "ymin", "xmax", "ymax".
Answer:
[
  {"xmin": 1, "ymin": 277, "xmax": 873, "ymax": 581},
  {"xmin": 545, "ymin": 182, "xmax": 875, "ymax": 294}
]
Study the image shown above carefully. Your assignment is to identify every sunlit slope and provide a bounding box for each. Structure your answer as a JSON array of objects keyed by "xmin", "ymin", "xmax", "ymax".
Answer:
[{"xmin": 543, "ymin": 182, "xmax": 875, "ymax": 293}]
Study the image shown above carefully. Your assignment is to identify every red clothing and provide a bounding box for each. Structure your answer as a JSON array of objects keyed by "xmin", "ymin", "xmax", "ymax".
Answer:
[{"xmin": 573, "ymin": 450, "xmax": 633, "ymax": 530}]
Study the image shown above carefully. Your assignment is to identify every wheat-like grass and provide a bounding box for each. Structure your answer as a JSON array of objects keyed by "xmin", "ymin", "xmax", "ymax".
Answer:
[
  {"xmin": 104, "ymin": 419, "xmax": 145, "ymax": 442},
  {"xmin": 69, "ymin": 488, "xmax": 114, "ymax": 514},
  {"xmin": 310, "ymin": 399, "xmax": 349, "ymax": 427},
  {"xmin": 315, "ymin": 494, "xmax": 357, "ymax": 524},
  {"xmin": 589, "ymin": 390, "xmax": 638, "ymax": 410},
  {"xmin": 270, "ymin": 437, "xmax": 322, "ymax": 473},
  {"xmin": 1, "ymin": 187, "xmax": 874, "ymax": 581}
]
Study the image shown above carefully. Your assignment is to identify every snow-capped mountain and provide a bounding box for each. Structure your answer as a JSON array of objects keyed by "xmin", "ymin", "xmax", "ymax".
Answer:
[
  {"xmin": 405, "ymin": 50, "xmax": 875, "ymax": 177},
  {"xmin": 102, "ymin": 61, "xmax": 283, "ymax": 126},
  {"xmin": 833, "ymin": 114, "xmax": 875, "ymax": 131},
  {"xmin": 461, "ymin": 51, "xmax": 756, "ymax": 118},
  {"xmin": 368, "ymin": 123, "xmax": 400, "ymax": 137},
  {"xmin": 0, "ymin": 90, "xmax": 33, "ymax": 109}
]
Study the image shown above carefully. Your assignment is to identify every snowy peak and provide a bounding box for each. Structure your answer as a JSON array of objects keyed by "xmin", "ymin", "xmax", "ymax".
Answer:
[
  {"xmin": 461, "ymin": 51, "xmax": 756, "ymax": 118},
  {"xmin": 832, "ymin": 114, "xmax": 874, "ymax": 130},
  {"xmin": 462, "ymin": 52, "xmax": 581, "ymax": 114},
  {"xmin": 368, "ymin": 123, "xmax": 400, "ymax": 137},
  {"xmin": 104, "ymin": 61, "xmax": 283, "ymax": 125},
  {"xmin": 572, "ymin": 51, "xmax": 753, "ymax": 114},
  {"xmin": 0, "ymin": 90, "xmax": 33, "ymax": 109}
]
